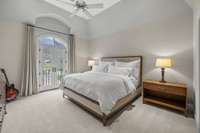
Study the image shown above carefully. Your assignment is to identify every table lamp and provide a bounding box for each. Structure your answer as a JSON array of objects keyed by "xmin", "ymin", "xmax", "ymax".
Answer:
[
  {"xmin": 155, "ymin": 58, "xmax": 172, "ymax": 83},
  {"xmin": 88, "ymin": 60, "xmax": 95, "ymax": 70}
]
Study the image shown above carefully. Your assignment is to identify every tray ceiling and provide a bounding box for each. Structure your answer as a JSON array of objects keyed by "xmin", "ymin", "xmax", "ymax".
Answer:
[{"xmin": 44, "ymin": 0, "xmax": 121, "ymax": 20}]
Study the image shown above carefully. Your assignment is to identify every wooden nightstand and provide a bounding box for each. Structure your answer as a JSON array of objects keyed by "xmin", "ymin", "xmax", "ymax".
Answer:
[{"xmin": 143, "ymin": 80, "xmax": 187, "ymax": 115}]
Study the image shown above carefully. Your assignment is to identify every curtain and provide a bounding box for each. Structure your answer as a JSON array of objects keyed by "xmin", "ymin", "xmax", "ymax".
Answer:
[
  {"xmin": 20, "ymin": 25, "xmax": 37, "ymax": 96},
  {"xmin": 68, "ymin": 35, "xmax": 75, "ymax": 73}
]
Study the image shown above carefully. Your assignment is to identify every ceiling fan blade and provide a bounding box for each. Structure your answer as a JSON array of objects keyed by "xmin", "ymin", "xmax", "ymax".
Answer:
[
  {"xmin": 56, "ymin": 0, "xmax": 75, "ymax": 6},
  {"xmin": 83, "ymin": 9, "xmax": 93, "ymax": 18},
  {"xmin": 87, "ymin": 3, "xmax": 104, "ymax": 9},
  {"xmin": 70, "ymin": 8, "xmax": 80, "ymax": 17}
]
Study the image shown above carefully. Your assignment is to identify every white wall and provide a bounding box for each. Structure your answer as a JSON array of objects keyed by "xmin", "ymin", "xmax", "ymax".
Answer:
[
  {"xmin": 0, "ymin": 0, "xmax": 89, "ymax": 39},
  {"xmin": 35, "ymin": 17, "xmax": 71, "ymax": 33},
  {"xmin": 88, "ymin": 0, "xmax": 194, "ymax": 101},
  {"xmin": 192, "ymin": 0, "xmax": 200, "ymax": 132},
  {"xmin": 0, "ymin": 0, "xmax": 90, "ymax": 89}
]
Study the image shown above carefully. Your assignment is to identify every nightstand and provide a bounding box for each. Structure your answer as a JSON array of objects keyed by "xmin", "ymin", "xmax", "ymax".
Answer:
[{"xmin": 143, "ymin": 80, "xmax": 187, "ymax": 115}]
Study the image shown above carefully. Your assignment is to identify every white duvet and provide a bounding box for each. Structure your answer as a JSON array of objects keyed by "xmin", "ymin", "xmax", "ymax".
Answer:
[{"xmin": 62, "ymin": 71, "xmax": 136, "ymax": 114}]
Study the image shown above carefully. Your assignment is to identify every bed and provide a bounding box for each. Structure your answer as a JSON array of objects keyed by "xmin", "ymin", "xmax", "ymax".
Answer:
[{"xmin": 62, "ymin": 56, "xmax": 143, "ymax": 126}]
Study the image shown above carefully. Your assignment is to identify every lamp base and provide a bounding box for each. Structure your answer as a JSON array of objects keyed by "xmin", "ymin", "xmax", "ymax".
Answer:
[
  {"xmin": 159, "ymin": 80, "xmax": 166, "ymax": 83},
  {"xmin": 89, "ymin": 66, "xmax": 92, "ymax": 71},
  {"xmin": 160, "ymin": 68, "xmax": 166, "ymax": 83}
]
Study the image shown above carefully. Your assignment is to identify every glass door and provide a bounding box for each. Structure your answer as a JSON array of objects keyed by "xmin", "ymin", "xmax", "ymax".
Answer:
[{"xmin": 38, "ymin": 36, "xmax": 68, "ymax": 92}]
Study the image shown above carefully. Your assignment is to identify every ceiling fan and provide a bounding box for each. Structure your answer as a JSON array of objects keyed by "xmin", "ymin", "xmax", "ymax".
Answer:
[{"xmin": 56, "ymin": 0, "xmax": 104, "ymax": 18}]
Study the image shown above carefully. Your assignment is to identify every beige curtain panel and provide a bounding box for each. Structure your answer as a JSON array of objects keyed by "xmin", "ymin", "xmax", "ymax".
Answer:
[
  {"xmin": 20, "ymin": 25, "xmax": 38, "ymax": 96},
  {"xmin": 68, "ymin": 35, "xmax": 75, "ymax": 73}
]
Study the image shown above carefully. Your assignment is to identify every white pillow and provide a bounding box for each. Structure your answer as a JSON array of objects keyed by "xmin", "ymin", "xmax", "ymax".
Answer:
[
  {"xmin": 92, "ymin": 64, "xmax": 108, "ymax": 72},
  {"xmin": 115, "ymin": 60, "xmax": 140, "ymax": 79},
  {"xmin": 98, "ymin": 61, "xmax": 114, "ymax": 72},
  {"xmin": 108, "ymin": 66, "xmax": 133, "ymax": 76}
]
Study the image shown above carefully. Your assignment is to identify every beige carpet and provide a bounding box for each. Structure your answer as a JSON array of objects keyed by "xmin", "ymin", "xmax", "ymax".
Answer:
[{"xmin": 2, "ymin": 89, "xmax": 196, "ymax": 133}]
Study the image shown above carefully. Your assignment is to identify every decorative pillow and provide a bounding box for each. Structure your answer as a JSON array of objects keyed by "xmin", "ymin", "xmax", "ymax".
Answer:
[
  {"xmin": 115, "ymin": 60, "xmax": 140, "ymax": 79},
  {"xmin": 129, "ymin": 76, "xmax": 139, "ymax": 88},
  {"xmin": 108, "ymin": 66, "xmax": 133, "ymax": 76},
  {"xmin": 98, "ymin": 61, "xmax": 114, "ymax": 72},
  {"xmin": 92, "ymin": 64, "xmax": 109, "ymax": 72}
]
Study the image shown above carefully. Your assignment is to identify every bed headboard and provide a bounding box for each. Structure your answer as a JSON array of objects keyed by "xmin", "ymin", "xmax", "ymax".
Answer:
[{"xmin": 101, "ymin": 56, "xmax": 143, "ymax": 88}]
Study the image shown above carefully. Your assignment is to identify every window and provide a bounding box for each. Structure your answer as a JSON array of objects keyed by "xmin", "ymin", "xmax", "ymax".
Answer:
[{"xmin": 37, "ymin": 36, "xmax": 68, "ymax": 92}]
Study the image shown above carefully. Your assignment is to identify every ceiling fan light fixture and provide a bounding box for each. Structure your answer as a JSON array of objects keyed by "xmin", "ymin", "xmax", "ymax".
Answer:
[{"xmin": 56, "ymin": 0, "xmax": 104, "ymax": 19}]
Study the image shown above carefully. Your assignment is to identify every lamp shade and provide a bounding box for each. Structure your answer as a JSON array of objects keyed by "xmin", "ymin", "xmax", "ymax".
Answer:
[
  {"xmin": 155, "ymin": 58, "xmax": 172, "ymax": 68},
  {"xmin": 88, "ymin": 60, "xmax": 95, "ymax": 67}
]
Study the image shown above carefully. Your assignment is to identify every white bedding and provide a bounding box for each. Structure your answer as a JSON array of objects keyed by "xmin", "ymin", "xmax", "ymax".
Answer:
[{"xmin": 62, "ymin": 71, "xmax": 136, "ymax": 114}]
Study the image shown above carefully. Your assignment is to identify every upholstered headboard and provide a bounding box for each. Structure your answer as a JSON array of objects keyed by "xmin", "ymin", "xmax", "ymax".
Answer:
[{"xmin": 101, "ymin": 56, "xmax": 143, "ymax": 88}]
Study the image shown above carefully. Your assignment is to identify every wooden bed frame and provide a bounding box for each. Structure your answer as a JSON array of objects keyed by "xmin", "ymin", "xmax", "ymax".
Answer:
[{"xmin": 63, "ymin": 56, "xmax": 143, "ymax": 126}]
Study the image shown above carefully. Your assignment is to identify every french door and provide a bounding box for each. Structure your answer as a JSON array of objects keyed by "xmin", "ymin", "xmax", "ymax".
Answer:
[{"xmin": 37, "ymin": 36, "xmax": 68, "ymax": 92}]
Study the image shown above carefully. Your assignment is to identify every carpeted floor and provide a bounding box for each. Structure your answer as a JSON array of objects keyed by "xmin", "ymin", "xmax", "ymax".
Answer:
[{"xmin": 2, "ymin": 89, "xmax": 196, "ymax": 133}]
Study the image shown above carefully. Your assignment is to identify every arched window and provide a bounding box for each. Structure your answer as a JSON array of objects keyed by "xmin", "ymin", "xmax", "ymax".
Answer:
[
  {"xmin": 34, "ymin": 16, "xmax": 74, "ymax": 92},
  {"xmin": 38, "ymin": 36, "xmax": 68, "ymax": 91}
]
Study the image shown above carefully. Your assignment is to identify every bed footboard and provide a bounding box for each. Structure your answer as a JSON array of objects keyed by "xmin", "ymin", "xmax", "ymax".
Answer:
[{"xmin": 63, "ymin": 87, "xmax": 141, "ymax": 126}]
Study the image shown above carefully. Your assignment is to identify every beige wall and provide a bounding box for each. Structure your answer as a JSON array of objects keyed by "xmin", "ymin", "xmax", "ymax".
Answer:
[
  {"xmin": 0, "ymin": 22, "xmax": 26, "ymax": 89},
  {"xmin": 75, "ymin": 38, "xmax": 89, "ymax": 72}
]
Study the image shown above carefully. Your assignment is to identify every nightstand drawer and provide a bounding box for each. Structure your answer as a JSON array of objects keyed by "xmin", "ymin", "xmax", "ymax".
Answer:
[{"xmin": 143, "ymin": 82, "xmax": 186, "ymax": 96}]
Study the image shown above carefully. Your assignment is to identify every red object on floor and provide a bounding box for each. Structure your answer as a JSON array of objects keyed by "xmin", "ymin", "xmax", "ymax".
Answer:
[{"xmin": 6, "ymin": 85, "xmax": 18, "ymax": 102}]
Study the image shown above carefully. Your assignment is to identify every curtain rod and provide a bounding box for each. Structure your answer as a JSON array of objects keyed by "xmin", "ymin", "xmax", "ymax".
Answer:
[{"xmin": 27, "ymin": 24, "xmax": 73, "ymax": 36}]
